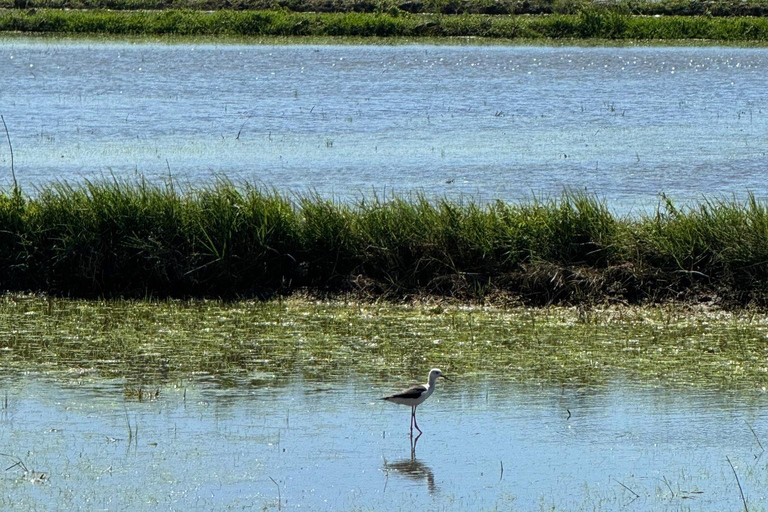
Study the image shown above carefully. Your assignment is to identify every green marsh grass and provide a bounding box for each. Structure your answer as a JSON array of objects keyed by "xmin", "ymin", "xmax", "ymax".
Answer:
[
  {"xmin": 5, "ymin": 179, "xmax": 768, "ymax": 304},
  {"xmin": 5, "ymin": 0, "xmax": 768, "ymax": 18},
  {"xmin": 3, "ymin": 8, "xmax": 768, "ymax": 41}
]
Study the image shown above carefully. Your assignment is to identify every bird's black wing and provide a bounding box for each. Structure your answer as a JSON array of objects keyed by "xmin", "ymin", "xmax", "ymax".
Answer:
[{"xmin": 385, "ymin": 384, "xmax": 427, "ymax": 400}]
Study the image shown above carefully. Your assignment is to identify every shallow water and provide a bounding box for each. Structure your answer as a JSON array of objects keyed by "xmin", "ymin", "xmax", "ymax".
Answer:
[
  {"xmin": 2, "ymin": 374, "xmax": 768, "ymax": 511},
  {"xmin": 1, "ymin": 39, "xmax": 767, "ymax": 212}
]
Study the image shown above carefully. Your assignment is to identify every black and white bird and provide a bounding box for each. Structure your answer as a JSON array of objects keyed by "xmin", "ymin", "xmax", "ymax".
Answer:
[{"xmin": 382, "ymin": 368, "xmax": 451, "ymax": 436}]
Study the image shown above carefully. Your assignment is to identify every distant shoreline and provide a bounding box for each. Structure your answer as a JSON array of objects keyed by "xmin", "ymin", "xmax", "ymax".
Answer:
[
  {"xmin": 1, "ymin": 7, "xmax": 768, "ymax": 42},
  {"xmin": 6, "ymin": 0, "xmax": 768, "ymax": 18}
]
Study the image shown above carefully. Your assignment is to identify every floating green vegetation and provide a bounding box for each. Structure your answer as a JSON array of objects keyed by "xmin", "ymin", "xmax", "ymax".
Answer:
[
  {"xmin": 2, "ymin": 294, "xmax": 768, "ymax": 389},
  {"xmin": 2, "ymin": 7, "xmax": 768, "ymax": 41},
  {"xmin": 4, "ymin": 179, "xmax": 768, "ymax": 305}
]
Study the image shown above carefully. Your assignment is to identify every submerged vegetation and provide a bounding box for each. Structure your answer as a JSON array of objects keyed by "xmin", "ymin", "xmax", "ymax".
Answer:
[
  {"xmin": 2, "ymin": 6, "xmax": 768, "ymax": 41},
  {"xmin": 3, "ymin": 294, "xmax": 768, "ymax": 388},
  {"xmin": 2, "ymin": 179, "xmax": 768, "ymax": 306}
]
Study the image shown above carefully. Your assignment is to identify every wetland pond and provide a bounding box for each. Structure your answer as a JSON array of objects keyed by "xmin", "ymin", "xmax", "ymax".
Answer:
[
  {"xmin": 3, "ymin": 36, "xmax": 768, "ymax": 511},
  {"xmin": 1, "ymin": 39, "xmax": 768, "ymax": 212},
  {"xmin": 2, "ymin": 297, "xmax": 768, "ymax": 511}
]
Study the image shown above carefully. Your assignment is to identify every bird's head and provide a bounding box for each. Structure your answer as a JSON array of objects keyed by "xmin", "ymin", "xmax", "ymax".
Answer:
[{"xmin": 430, "ymin": 368, "xmax": 452, "ymax": 382}]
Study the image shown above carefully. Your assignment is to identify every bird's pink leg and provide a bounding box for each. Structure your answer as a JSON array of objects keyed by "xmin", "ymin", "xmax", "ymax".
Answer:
[
  {"xmin": 413, "ymin": 406, "xmax": 422, "ymax": 434},
  {"xmin": 409, "ymin": 406, "xmax": 415, "ymax": 437}
]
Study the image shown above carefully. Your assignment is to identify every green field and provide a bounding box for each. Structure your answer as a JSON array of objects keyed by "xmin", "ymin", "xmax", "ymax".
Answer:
[{"xmin": 3, "ymin": 180, "xmax": 768, "ymax": 305}]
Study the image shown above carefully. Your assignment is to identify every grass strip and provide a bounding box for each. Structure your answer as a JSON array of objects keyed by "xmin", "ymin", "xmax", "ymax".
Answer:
[
  {"xmin": 3, "ymin": 179, "xmax": 768, "ymax": 304},
  {"xmin": 5, "ymin": 0, "xmax": 768, "ymax": 18},
  {"xmin": 2, "ymin": 8, "xmax": 768, "ymax": 40}
]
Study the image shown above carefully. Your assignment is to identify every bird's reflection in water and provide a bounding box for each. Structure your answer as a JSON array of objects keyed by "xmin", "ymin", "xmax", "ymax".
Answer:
[{"xmin": 382, "ymin": 434, "xmax": 438, "ymax": 495}]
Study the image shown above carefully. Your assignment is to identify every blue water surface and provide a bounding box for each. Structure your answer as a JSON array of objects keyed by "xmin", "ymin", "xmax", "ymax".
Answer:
[
  {"xmin": 1, "ymin": 375, "xmax": 767, "ymax": 511},
  {"xmin": 1, "ymin": 40, "xmax": 767, "ymax": 213}
]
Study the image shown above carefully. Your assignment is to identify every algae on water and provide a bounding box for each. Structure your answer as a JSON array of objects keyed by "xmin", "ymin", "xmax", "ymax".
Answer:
[{"xmin": 2, "ymin": 295, "xmax": 767, "ymax": 388}]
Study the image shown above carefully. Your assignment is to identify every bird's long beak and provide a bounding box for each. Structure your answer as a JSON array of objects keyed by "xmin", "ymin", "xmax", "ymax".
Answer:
[{"xmin": 440, "ymin": 375, "xmax": 453, "ymax": 382}]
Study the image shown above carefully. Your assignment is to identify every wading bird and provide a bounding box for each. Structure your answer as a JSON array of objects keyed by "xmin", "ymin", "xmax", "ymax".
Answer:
[{"xmin": 382, "ymin": 368, "xmax": 451, "ymax": 436}]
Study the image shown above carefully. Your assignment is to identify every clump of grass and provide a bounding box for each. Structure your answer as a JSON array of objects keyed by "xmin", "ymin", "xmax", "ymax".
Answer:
[
  {"xmin": 636, "ymin": 194, "xmax": 768, "ymax": 299},
  {"xmin": 124, "ymin": 386, "xmax": 159, "ymax": 401},
  {"xmin": 297, "ymin": 192, "xmax": 356, "ymax": 286},
  {"xmin": 12, "ymin": 178, "xmax": 302, "ymax": 296},
  {"xmin": 347, "ymin": 193, "xmax": 621, "ymax": 295},
  {"xmin": 3, "ymin": 178, "xmax": 768, "ymax": 305}
]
